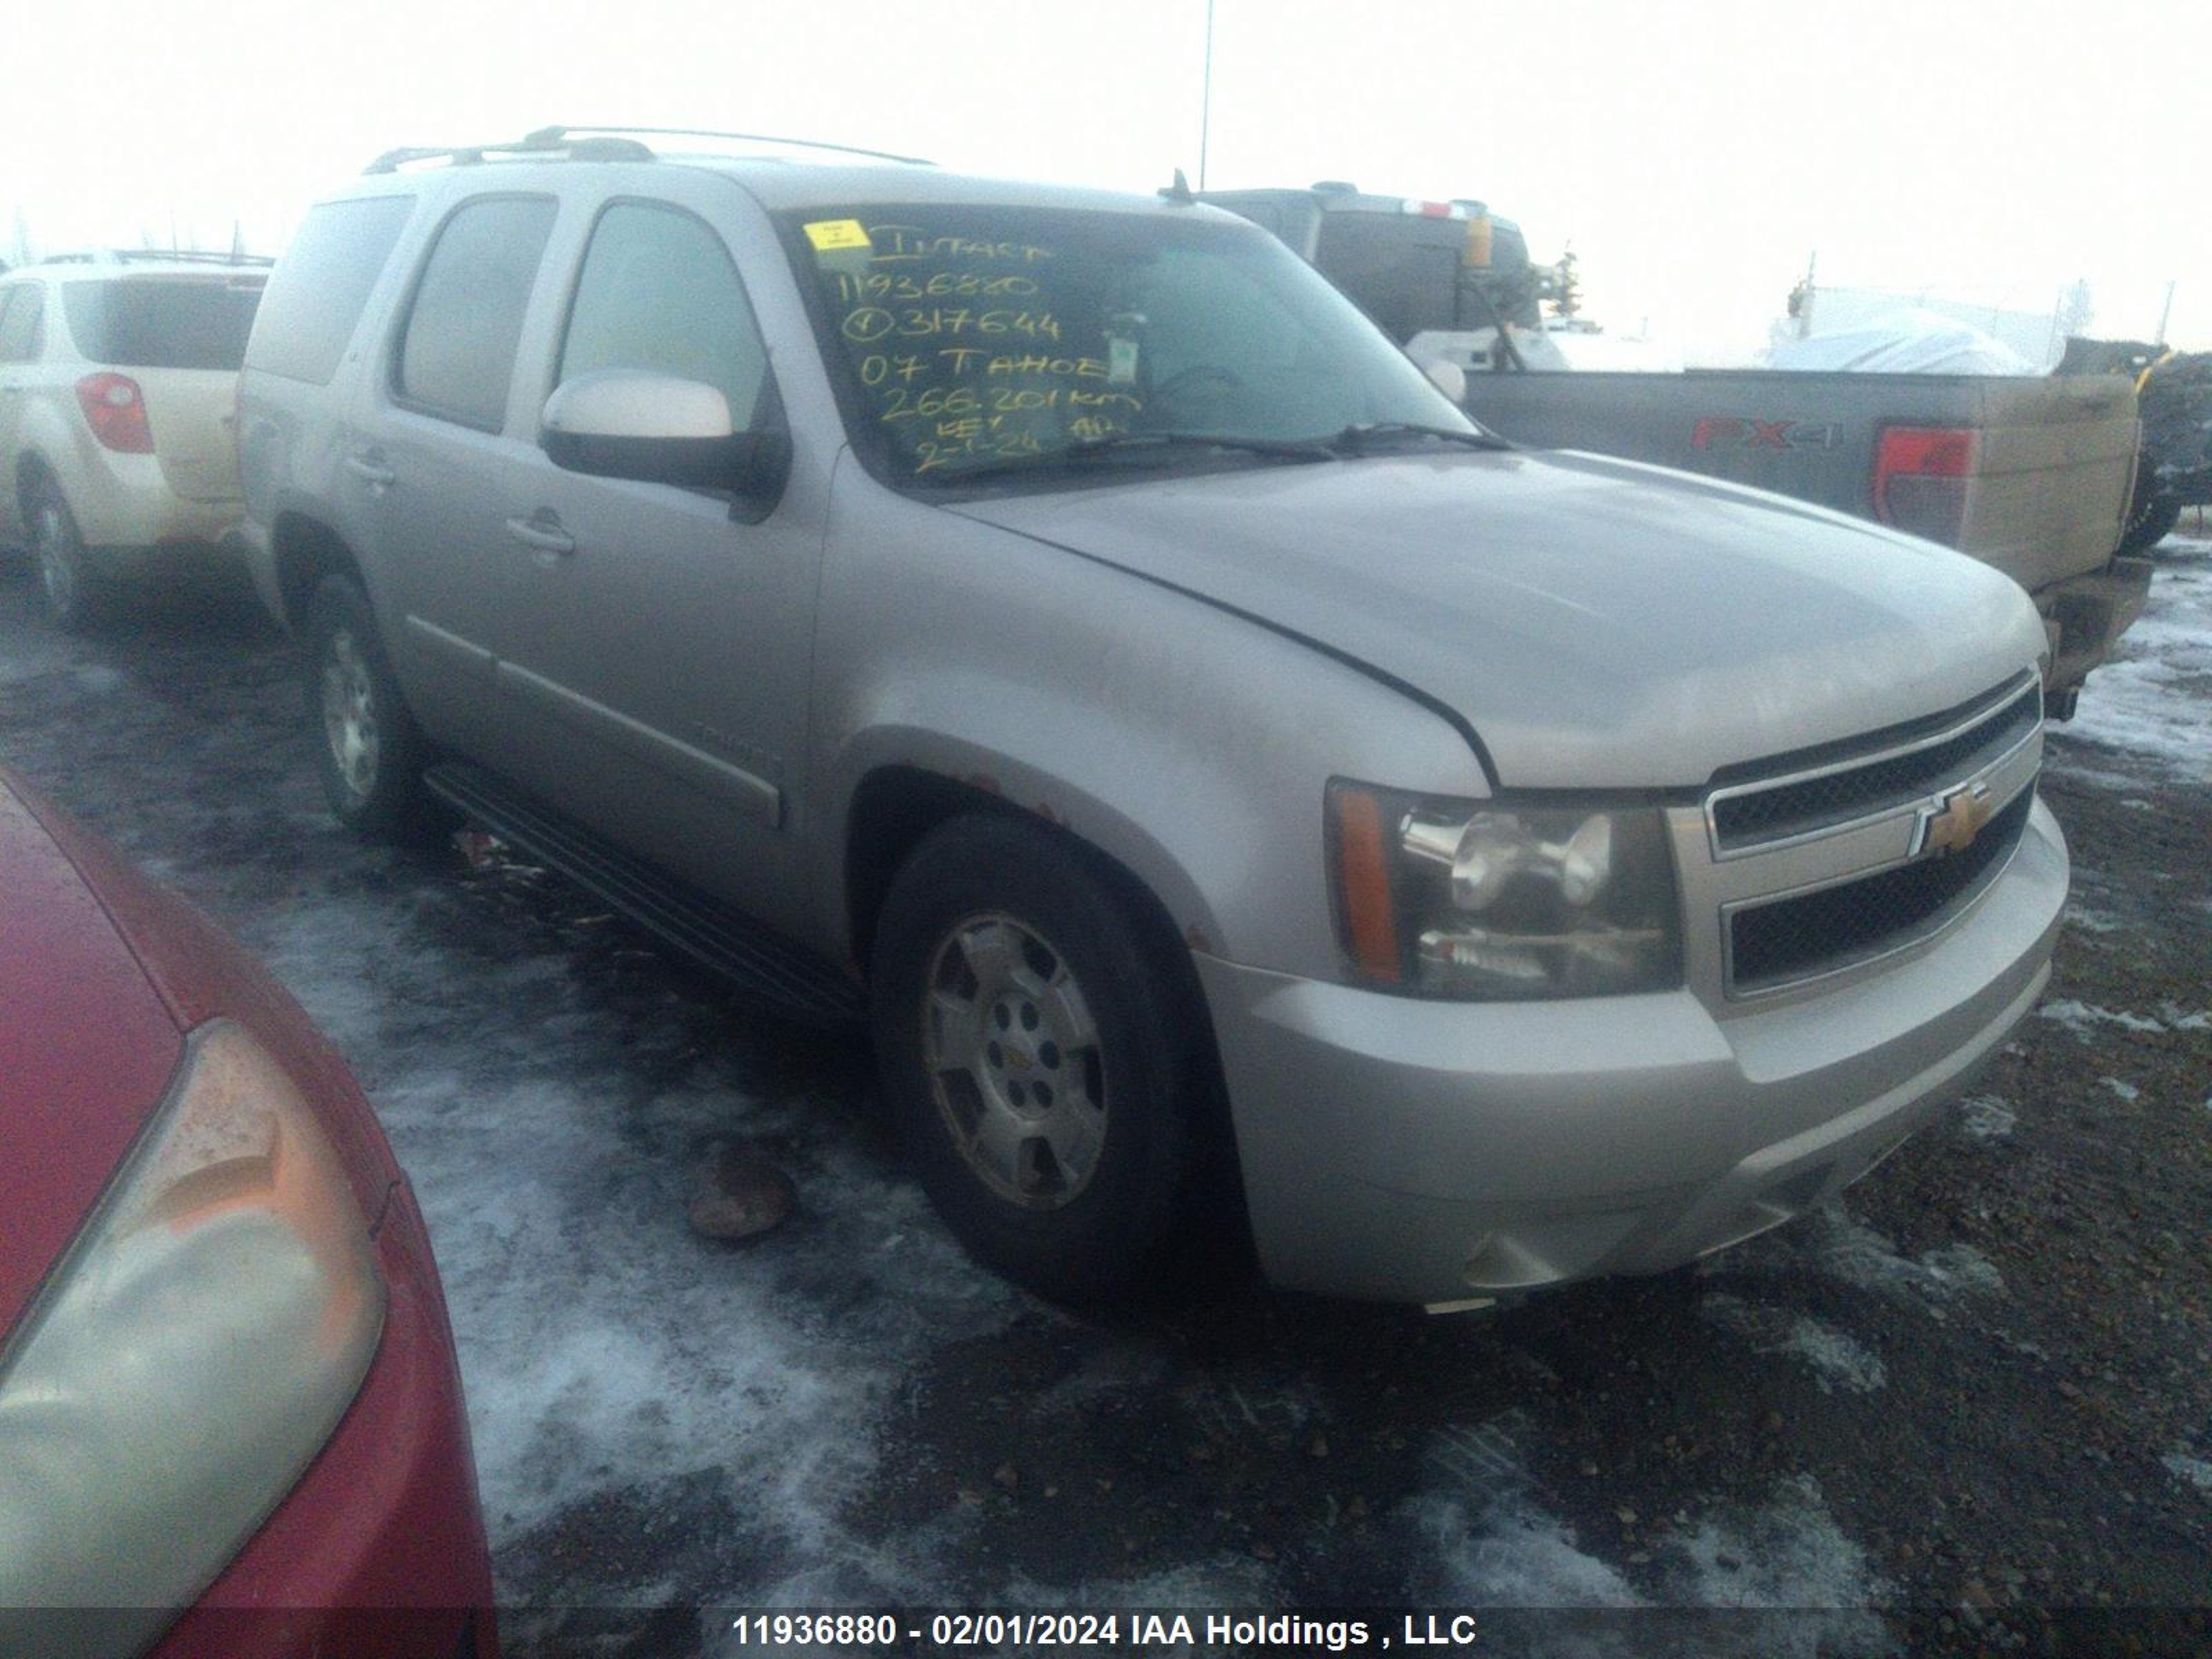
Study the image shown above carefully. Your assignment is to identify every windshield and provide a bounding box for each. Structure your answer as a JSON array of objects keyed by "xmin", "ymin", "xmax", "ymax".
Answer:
[{"xmin": 785, "ymin": 203, "xmax": 1473, "ymax": 485}]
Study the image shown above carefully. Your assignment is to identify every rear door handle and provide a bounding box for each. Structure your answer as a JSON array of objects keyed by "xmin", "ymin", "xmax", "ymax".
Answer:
[
  {"xmin": 345, "ymin": 455, "xmax": 396, "ymax": 488},
  {"xmin": 505, "ymin": 515, "xmax": 576, "ymax": 557}
]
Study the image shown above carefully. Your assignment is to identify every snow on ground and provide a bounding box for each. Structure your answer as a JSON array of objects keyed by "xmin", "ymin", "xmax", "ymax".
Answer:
[
  {"xmin": 240, "ymin": 866, "xmax": 1027, "ymax": 1599},
  {"xmin": 1740, "ymin": 1204, "xmax": 2005, "ymax": 1313},
  {"xmin": 1403, "ymin": 1406, "xmax": 1641, "ymax": 1615},
  {"xmin": 2063, "ymin": 901, "xmax": 2125, "ymax": 935},
  {"xmin": 1406, "ymin": 1486, "xmax": 1642, "ymax": 1609},
  {"xmin": 2165, "ymin": 1452, "xmax": 2212, "ymax": 1497},
  {"xmin": 1698, "ymin": 1294, "xmax": 1888, "ymax": 1394},
  {"xmin": 1665, "ymin": 1477, "xmax": 1893, "ymax": 1657},
  {"xmin": 2051, "ymin": 536, "xmax": 2212, "ymax": 785},
  {"xmin": 2038, "ymin": 999, "xmax": 2170, "ymax": 1038},
  {"xmin": 1954, "ymin": 1094, "xmax": 2017, "ymax": 1141},
  {"xmin": 1407, "ymin": 1436, "xmax": 1895, "ymax": 1658}
]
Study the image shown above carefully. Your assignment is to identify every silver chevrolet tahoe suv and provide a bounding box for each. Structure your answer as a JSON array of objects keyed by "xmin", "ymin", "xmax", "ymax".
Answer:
[{"xmin": 235, "ymin": 128, "xmax": 2067, "ymax": 1307}]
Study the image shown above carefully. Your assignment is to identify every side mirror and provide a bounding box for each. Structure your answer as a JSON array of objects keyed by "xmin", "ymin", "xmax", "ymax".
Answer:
[
  {"xmin": 540, "ymin": 370, "xmax": 787, "ymax": 496},
  {"xmin": 1421, "ymin": 357, "xmax": 1468, "ymax": 404}
]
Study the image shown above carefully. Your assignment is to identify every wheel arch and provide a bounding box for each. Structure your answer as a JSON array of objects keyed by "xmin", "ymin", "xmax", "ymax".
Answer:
[
  {"xmin": 270, "ymin": 512, "xmax": 369, "ymax": 632},
  {"xmin": 15, "ymin": 448, "xmax": 61, "ymax": 517},
  {"xmin": 839, "ymin": 755, "xmax": 1234, "ymax": 1111},
  {"xmin": 837, "ymin": 752, "xmax": 1227, "ymax": 986},
  {"xmin": 845, "ymin": 757, "xmax": 1249, "ymax": 1255}
]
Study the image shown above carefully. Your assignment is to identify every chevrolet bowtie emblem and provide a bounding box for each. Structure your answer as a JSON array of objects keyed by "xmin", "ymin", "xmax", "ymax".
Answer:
[{"xmin": 1919, "ymin": 782, "xmax": 1994, "ymax": 856}]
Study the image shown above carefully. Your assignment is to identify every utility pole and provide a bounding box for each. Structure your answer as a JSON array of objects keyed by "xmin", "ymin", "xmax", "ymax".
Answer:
[
  {"xmin": 1198, "ymin": 0, "xmax": 1215, "ymax": 190},
  {"xmin": 2155, "ymin": 279, "xmax": 2175, "ymax": 346}
]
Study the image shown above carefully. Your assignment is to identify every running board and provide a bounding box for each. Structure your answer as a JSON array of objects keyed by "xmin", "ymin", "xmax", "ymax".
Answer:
[{"xmin": 423, "ymin": 760, "xmax": 866, "ymax": 1030}]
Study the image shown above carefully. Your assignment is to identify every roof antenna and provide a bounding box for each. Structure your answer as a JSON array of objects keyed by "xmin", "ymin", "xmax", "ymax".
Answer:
[{"xmin": 1160, "ymin": 167, "xmax": 1195, "ymax": 205}]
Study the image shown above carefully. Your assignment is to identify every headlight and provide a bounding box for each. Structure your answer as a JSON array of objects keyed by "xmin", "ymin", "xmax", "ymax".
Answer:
[
  {"xmin": 1327, "ymin": 780, "xmax": 1683, "ymax": 998},
  {"xmin": 0, "ymin": 1021, "xmax": 385, "ymax": 1657}
]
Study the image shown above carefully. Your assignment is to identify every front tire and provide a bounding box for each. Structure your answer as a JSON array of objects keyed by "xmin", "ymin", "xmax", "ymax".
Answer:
[
  {"xmin": 870, "ymin": 816, "xmax": 1197, "ymax": 1303},
  {"xmin": 29, "ymin": 480, "xmax": 106, "ymax": 632},
  {"xmin": 303, "ymin": 576, "xmax": 430, "ymax": 838}
]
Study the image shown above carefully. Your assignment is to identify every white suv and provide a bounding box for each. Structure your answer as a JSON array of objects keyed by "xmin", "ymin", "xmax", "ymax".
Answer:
[{"xmin": 0, "ymin": 253, "xmax": 266, "ymax": 628}]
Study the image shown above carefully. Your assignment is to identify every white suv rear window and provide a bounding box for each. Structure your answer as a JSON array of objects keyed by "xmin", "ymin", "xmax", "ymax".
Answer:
[{"xmin": 64, "ymin": 278, "xmax": 263, "ymax": 371}]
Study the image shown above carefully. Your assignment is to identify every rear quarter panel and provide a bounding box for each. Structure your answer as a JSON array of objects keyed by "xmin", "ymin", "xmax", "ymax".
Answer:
[
  {"xmin": 236, "ymin": 189, "xmax": 433, "ymax": 631},
  {"xmin": 1958, "ymin": 375, "xmax": 2137, "ymax": 591}
]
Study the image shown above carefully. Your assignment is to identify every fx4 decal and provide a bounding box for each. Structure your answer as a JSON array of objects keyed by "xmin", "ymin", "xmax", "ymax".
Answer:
[{"xmin": 1692, "ymin": 417, "xmax": 1839, "ymax": 451}]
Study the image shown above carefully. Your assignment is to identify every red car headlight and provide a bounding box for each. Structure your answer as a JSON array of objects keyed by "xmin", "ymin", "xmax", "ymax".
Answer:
[{"xmin": 0, "ymin": 1020, "xmax": 386, "ymax": 1656}]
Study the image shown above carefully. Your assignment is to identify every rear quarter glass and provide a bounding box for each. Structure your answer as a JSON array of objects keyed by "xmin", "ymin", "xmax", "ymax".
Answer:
[{"xmin": 245, "ymin": 196, "xmax": 414, "ymax": 386}]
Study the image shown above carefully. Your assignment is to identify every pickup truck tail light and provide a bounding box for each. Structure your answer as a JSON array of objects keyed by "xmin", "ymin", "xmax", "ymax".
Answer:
[
  {"xmin": 74, "ymin": 373, "xmax": 155, "ymax": 453},
  {"xmin": 1873, "ymin": 424, "xmax": 1978, "ymax": 546}
]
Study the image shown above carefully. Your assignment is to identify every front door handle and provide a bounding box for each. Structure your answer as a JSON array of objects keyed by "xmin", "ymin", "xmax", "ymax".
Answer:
[
  {"xmin": 505, "ymin": 514, "xmax": 576, "ymax": 558},
  {"xmin": 344, "ymin": 454, "xmax": 397, "ymax": 488}
]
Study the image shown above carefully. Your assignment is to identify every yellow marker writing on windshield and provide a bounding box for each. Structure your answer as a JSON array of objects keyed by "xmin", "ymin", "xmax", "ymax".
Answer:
[{"xmin": 805, "ymin": 218, "xmax": 873, "ymax": 253}]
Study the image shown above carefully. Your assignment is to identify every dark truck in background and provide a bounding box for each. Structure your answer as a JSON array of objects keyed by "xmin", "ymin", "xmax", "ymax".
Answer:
[
  {"xmin": 2060, "ymin": 336, "xmax": 2212, "ymax": 556},
  {"xmin": 1197, "ymin": 182, "xmax": 1562, "ymax": 371},
  {"xmin": 1204, "ymin": 183, "xmax": 2152, "ymax": 718}
]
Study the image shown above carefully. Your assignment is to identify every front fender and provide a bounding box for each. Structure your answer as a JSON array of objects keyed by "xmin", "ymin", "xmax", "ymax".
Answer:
[{"xmin": 806, "ymin": 466, "xmax": 1486, "ymax": 980}]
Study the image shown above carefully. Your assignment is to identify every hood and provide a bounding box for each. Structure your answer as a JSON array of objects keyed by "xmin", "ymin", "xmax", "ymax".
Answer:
[
  {"xmin": 950, "ymin": 448, "xmax": 2047, "ymax": 788},
  {"xmin": 0, "ymin": 778, "xmax": 183, "ymax": 1339}
]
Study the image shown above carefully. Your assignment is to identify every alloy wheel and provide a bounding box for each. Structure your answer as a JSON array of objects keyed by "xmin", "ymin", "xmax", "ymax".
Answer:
[
  {"xmin": 33, "ymin": 499, "xmax": 77, "ymax": 617},
  {"xmin": 921, "ymin": 913, "xmax": 1107, "ymax": 1209},
  {"xmin": 320, "ymin": 627, "xmax": 381, "ymax": 807}
]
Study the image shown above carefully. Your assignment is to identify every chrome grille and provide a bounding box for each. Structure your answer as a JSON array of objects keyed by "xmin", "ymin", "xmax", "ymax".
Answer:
[
  {"xmin": 1708, "ymin": 679, "xmax": 2041, "ymax": 856},
  {"xmin": 1683, "ymin": 673, "xmax": 2048, "ymax": 1002},
  {"xmin": 1727, "ymin": 790, "xmax": 2034, "ymax": 993}
]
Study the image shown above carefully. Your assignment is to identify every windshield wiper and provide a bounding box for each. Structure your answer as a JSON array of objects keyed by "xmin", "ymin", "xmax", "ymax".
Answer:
[
  {"xmin": 918, "ymin": 431, "xmax": 1337, "ymax": 486},
  {"xmin": 1326, "ymin": 422, "xmax": 1512, "ymax": 456}
]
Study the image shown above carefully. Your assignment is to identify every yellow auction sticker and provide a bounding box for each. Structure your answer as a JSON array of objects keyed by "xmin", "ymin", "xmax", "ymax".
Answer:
[{"xmin": 804, "ymin": 218, "xmax": 872, "ymax": 253}]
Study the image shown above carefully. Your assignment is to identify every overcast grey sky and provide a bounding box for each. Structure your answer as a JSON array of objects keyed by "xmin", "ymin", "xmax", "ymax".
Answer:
[{"xmin": 4, "ymin": 0, "xmax": 2204, "ymax": 359}]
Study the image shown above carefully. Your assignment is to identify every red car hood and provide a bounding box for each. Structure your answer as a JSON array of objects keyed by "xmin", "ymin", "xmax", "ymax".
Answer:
[{"xmin": 0, "ymin": 780, "xmax": 182, "ymax": 1339}]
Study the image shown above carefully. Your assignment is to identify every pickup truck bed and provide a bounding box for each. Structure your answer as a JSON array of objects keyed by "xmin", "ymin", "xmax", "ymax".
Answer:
[{"xmin": 1461, "ymin": 367, "xmax": 2152, "ymax": 713}]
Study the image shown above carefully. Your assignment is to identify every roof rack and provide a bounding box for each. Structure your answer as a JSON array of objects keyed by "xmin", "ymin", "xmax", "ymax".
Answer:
[
  {"xmin": 35, "ymin": 249, "xmax": 274, "ymax": 268},
  {"xmin": 362, "ymin": 132, "xmax": 656, "ymax": 174},
  {"xmin": 526, "ymin": 124, "xmax": 934, "ymax": 167},
  {"xmin": 361, "ymin": 124, "xmax": 932, "ymax": 175}
]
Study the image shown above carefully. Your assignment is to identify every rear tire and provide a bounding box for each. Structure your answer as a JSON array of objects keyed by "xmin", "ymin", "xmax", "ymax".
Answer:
[
  {"xmin": 303, "ymin": 575, "xmax": 431, "ymax": 838},
  {"xmin": 2116, "ymin": 482, "xmax": 2182, "ymax": 557},
  {"xmin": 870, "ymin": 815, "xmax": 1197, "ymax": 1304},
  {"xmin": 29, "ymin": 479, "xmax": 107, "ymax": 632}
]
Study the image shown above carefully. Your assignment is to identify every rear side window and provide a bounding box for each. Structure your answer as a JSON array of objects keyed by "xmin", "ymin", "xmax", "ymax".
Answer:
[
  {"xmin": 397, "ymin": 195, "xmax": 557, "ymax": 429},
  {"xmin": 0, "ymin": 285, "xmax": 44, "ymax": 363},
  {"xmin": 556, "ymin": 202, "xmax": 771, "ymax": 427},
  {"xmin": 246, "ymin": 196, "xmax": 413, "ymax": 384},
  {"xmin": 64, "ymin": 279, "xmax": 263, "ymax": 370}
]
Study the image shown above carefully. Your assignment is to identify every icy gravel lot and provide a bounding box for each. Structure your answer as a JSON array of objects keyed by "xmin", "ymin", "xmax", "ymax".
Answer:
[{"xmin": 2, "ymin": 540, "xmax": 2209, "ymax": 1658}]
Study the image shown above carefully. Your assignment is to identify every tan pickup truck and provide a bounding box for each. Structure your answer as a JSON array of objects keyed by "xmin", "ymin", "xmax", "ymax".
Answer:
[
  {"xmin": 1453, "ymin": 368, "xmax": 2149, "ymax": 717},
  {"xmin": 1201, "ymin": 184, "xmax": 2150, "ymax": 718}
]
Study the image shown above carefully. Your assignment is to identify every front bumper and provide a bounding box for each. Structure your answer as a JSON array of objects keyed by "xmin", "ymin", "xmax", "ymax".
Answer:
[
  {"xmin": 1197, "ymin": 798, "xmax": 2067, "ymax": 1305},
  {"xmin": 144, "ymin": 1179, "xmax": 496, "ymax": 1659}
]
